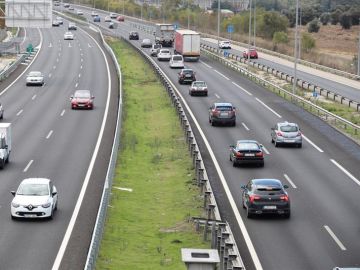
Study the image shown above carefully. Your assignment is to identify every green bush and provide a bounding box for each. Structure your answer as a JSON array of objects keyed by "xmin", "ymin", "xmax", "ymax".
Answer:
[{"xmin": 308, "ymin": 19, "xmax": 320, "ymax": 33}]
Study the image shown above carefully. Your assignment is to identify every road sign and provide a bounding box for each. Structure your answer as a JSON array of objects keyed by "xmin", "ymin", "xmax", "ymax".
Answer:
[
  {"xmin": 5, "ymin": 0, "xmax": 52, "ymax": 28},
  {"xmin": 227, "ymin": 24, "xmax": 234, "ymax": 33}
]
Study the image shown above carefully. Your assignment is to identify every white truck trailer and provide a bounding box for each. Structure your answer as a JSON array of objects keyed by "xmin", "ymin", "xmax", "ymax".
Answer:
[
  {"xmin": 174, "ymin": 29, "xmax": 201, "ymax": 61},
  {"xmin": 0, "ymin": 123, "xmax": 11, "ymax": 169},
  {"xmin": 154, "ymin": 23, "xmax": 175, "ymax": 47}
]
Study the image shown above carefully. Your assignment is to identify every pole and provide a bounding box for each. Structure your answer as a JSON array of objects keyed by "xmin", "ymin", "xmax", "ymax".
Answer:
[
  {"xmin": 247, "ymin": 0, "xmax": 252, "ymax": 67},
  {"xmin": 217, "ymin": 0, "xmax": 220, "ymax": 51},
  {"xmin": 141, "ymin": 0, "xmax": 143, "ymax": 20},
  {"xmin": 253, "ymin": 0, "xmax": 256, "ymax": 48},
  {"xmin": 122, "ymin": 0, "xmax": 124, "ymax": 15},
  {"xmin": 292, "ymin": 0, "xmax": 299, "ymax": 95},
  {"xmin": 358, "ymin": 19, "xmax": 360, "ymax": 76},
  {"xmin": 187, "ymin": 0, "xmax": 190, "ymax": 29}
]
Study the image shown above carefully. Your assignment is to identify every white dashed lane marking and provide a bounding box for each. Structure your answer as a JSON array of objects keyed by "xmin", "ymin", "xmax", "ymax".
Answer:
[{"xmin": 23, "ymin": 160, "xmax": 34, "ymax": 172}]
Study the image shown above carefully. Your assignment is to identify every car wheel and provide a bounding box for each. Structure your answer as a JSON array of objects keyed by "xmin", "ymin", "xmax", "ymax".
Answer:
[
  {"xmin": 274, "ymin": 141, "xmax": 279, "ymax": 147},
  {"xmin": 189, "ymin": 91, "xmax": 192, "ymax": 96},
  {"xmin": 271, "ymin": 137, "xmax": 274, "ymax": 143},
  {"xmin": 49, "ymin": 209, "xmax": 54, "ymax": 220},
  {"xmin": 11, "ymin": 215, "xmax": 16, "ymax": 220},
  {"xmin": 232, "ymin": 121, "xmax": 236, "ymax": 127},
  {"xmin": 298, "ymin": 143, "xmax": 302, "ymax": 148},
  {"xmin": 0, "ymin": 113, "xmax": 3, "ymax": 119},
  {"xmin": 211, "ymin": 120, "xmax": 215, "ymax": 126},
  {"xmin": 246, "ymin": 207, "xmax": 253, "ymax": 218},
  {"xmin": 232, "ymin": 159, "xmax": 237, "ymax": 167},
  {"xmin": 284, "ymin": 212, "xmax": 290, "ymax": 219},
  {"xmin": 242, "ymin": 199, "xmax": 246, "ymax": 209},
  {"xmin": 259, "ymin": 162, "xmax": 264, "ymax": 167},
  {"xmin": 0, "ymin": 159, "xmax": 5, "ymax": 169},
  {"xmin": 5, "ymin": 154, "xmax": 9, "ymax": 163}
]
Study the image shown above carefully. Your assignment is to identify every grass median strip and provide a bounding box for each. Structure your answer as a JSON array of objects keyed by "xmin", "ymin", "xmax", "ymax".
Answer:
[{"xmin": 96, "ymin": 38, "xmax": 208, "ymax": 270}]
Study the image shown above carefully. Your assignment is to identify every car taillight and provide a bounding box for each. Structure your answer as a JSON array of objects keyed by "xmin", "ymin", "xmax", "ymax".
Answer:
[
  {"xmin": 236, "ymin": 152, "xmax": 244, "ymax": 157},
  {"xmin": 276, "ymin": 131, "xmax": 283, "ymax": 137},
  {"xmin": 212, "ymin": 109, "xmax": 219, "ymax": 116},
  {"xmin": 249, "ymin": 195, "xmax": 261, "ymax": 203},
  {"xmin": 280, "ymin": 195, "xmax": 289, "ymax": 202},
  {"xmin": 255, "ymin": 152, "xmax": 263, "ymax": 157}
]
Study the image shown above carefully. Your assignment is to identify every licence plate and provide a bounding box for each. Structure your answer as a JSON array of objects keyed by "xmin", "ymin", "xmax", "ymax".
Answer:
[
  {"xmin": 220, "ymin": 112, "xmax": 228, "ymax": 117},
  {"xmin": 244, "ymin": 153, "xmax": 255, "ymax": 157},
  {"xmin": 78, "ymin": 104, "xmax": 85, "ymax": 107},
  {"xmin": 263, "ymin": 206, "xmax": 276, "ymax": 210},
  {"xmin": 185, "ymin": 75, "xmax": 191, "ymax": 78},
  {"xmin": 25, "ymin": 214, "xmax": 36, "ymax": 217},
  {"xmin": 284, "ymin": 139, "xmax": 295, "ymax": 142}
]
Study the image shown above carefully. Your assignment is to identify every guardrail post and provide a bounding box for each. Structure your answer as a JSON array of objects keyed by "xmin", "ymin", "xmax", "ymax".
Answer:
[
  {"xmin": 192, "ymin": 150, "xmax": 198, "ymax": 167},
  {"xmin": 197, "ymin": 168, "xmax": 204, "ymax": 186}
]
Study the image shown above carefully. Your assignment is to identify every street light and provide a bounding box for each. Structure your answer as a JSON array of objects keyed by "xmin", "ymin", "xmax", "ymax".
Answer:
[
  {"xmin": 217, "ymin": 0, "xmax": 220, "ymax": 50},
  {"xmin": 358, "ymin": 19, "xmax": 360, "ymax": 76},
  {"xmin": 247, "ymin": 0, "xmax": 252, "ymax": 66},
  {"xmin": 253, "ymin": 0, "xmax": 256, "ymax": 48},
  {"xmin": 292, "ymin": 0, "xmax": 300, "ymax": 95}
]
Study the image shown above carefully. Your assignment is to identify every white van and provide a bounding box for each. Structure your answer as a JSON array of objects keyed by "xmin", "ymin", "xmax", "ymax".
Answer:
[{"xmin": 169, "ymin": 54, "xmax": 184, "ymax": 69}]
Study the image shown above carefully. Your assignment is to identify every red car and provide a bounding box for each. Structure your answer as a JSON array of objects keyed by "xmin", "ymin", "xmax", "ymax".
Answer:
[
  {"xmin": 116, "ymin": 15, "xmax": 125, "ymax": 22},
  {"xmin": 243, "ymin": 48, "xmax": 258, "ymax": 59},
  {"xmin": 70, "ymin": 90, "xmax": 94, "ymax": 110}
]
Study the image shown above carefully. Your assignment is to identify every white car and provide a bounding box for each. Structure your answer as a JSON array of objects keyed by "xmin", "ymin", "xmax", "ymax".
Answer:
[
  {"xmin": 76, "ymin": 9, "xmax": 83, "ymax": 15},
  {"xmin": 219, "ymin": 40, "xmax": 231, "ymax": 49},
  {"xmin": 150, "ymin": 44, "xmax": 162, "ymax": 56},
  {"xmin": 64, "ymin": 31, "xmax": 74, "ymax": 40},
  {"xmin": 91, "ymin": 10, "xmax": 98, "ymax": 17},
  {"xmin": 11, "ymin": 178, "xmax": 58, "ymax": 219},
  {"xmin": 110, "ymin": 13, "xmax": 117, "ymax": 19},
  {"xmin": 26, "ymin": 71, "xmax": 44, "ymax": 86},
  {"xmin": 169, "ymin": 54, "xmax": 184, "ymax": 68},
  {"xmin": 157, "ymin": 49, "xmax": 171, "ymax": 61},
  {"xmin": 56, "ymin": 16, "xmax": 63, "ymax": 24},
  {"xmin": 104, "ymin": 16, "xmax": 111, "ymax": 22}
]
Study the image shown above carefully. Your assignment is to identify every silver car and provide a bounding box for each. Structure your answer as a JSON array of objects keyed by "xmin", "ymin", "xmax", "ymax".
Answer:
[
  {"xmin": 157, "ymin": 49, "xmax": 171, "ymax": 61},
  {"xmin": 150, "ymin": 44, "xmax": 162, "ymax": 56},
  {"xmin": 26, "ymin": 71, "xmax": 44, "ymax": 86},
  {"xmin": 0, "ymin": 102, "xmax": 3, "ymax": 119},
  {"xmin": 271, "ymin": 121, "xmax": 302, "ymax": 148}
]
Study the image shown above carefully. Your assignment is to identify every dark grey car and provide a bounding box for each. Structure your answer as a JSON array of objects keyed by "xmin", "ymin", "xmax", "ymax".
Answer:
[
  {"xmin": 241, "ymin": 178, "xmax": 290, "ymax": 218},
  {"xmin": 271, "ymin": 121, "xmax": 302, "ymax": 148},
  {"xmin": 209, "ymin": 102, "xmax": 236, "ymax": 126}
]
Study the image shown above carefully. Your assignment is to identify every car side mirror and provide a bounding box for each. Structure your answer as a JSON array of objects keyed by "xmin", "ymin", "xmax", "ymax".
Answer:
[
  {"xmin": 259, "ymin": 144, "xmax": 264, "ymax": 148},
  {"xmin": 52, "ymin": 191, "xmax": 57, "ymax": 196},
  {"xmin": 283, "ymin": 185, "xmax": 289, "ymax": 189},
  {"xmin": 271, "ymin": 127, "xmax": 274, "ymax": 130},
  {"xmin": 229, "ymin": 145, "xmax": 234, "ymax": 148},
  {"xmin": 11, "ymin": 191, "xmax": 15, "ymax": 196},
  {"xmin": 92, "ymin": 96, "xmax": 95, "ymax": 99},
  {"xmin": 240, "ymin": 185, "xmax": 246, "ymax": 190},
  {"xmin": 70, "ymin": 96, "xmax": 73, "ymax": 100}
]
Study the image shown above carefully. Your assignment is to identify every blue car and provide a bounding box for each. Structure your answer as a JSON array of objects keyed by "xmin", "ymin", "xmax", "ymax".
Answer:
[{"xmin": 93, "ymin": 16, "xmax": 100, "ymax": 22}]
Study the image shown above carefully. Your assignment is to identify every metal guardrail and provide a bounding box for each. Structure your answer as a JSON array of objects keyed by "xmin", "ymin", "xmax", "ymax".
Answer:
[
  {"xmin": 201, "ymin": 47, "xmax": 360, "ymax": 136},
  {"xmin": 0, "ymin": 53, "xmax": 27, "ymax": 81},
  {"xmin": 198, "ymin": 32, "xmax": 360, "ymax": 81},
  {"xmin": 201, "ymin": 43, "xmax": 360, "ymax": 111},
  {"xmin": 83, "ymin": 26, "xmax": 123, "ymax": 270}
]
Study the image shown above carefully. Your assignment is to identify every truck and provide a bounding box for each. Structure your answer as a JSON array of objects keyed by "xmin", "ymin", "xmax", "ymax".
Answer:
[
  {"xmin": 174, "ymin": 29, "xmax": 201, "ymax": 62},
  {"xmin": 0, "ymin": 123, "xmax": 11, "ymax": 169},
  {"xmin": 154, "ymin": 23, "xmax": 175, "ymax": 47}
]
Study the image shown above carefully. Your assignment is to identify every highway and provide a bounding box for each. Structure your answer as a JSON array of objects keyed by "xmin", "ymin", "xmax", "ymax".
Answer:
[
  {"xmin": 73, "ymin": 7, "xmax": 360, "ymax": 270},
  {"xmin": 0, "ymin": 19, "xmax": 118, "ymax": 270}
]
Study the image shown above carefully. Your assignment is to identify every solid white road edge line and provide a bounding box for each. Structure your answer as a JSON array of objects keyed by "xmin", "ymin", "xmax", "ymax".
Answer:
[
  {"xmin": 255, "ymin": 98, "xmax": 282, "ymax": 118},
  {"xmin": 215, "ymin": 93, "xmax": 220, "ymax": 99},
  {"xmin": 0, "ymin": 28, "xmax": 43, "ymax": 97},
  {"xmin": 51, "ymin": 28, "xmax": 111, "ymax": 270},
  {"xmin": 214, "ymin": 69, "xmax": 230, "ymax": 80},
  {"xmin": 283, "ymin": 174, "xmax": 297, "ymax": 189},
  {"xmin": 262, "ymin": 146, "xmax": 270, "ymax": 155},
  {"xmin": 23, "ymin": 160, "xmax": 33, "ymax": 172},
  {"xmin": 330, "ymin": 159, "xmax": 360, "ymax": 186},
  {"xmin": 158, "ymin": 61, "xmax": 263, "ymax": 270},
  {"xmin": 302, "ymin": 134, "xmax": 324, "ymax": 153},
  {"xmin": 16, "ymin": 109, "xmax": 23, "ymax": 116},
  {"xmin": 232, "ymin": 82, "xmax": 253, "ymax": 96},
  {"xmin": 324, "ymin": 225, "xmax": 347, "ymax": 251}
]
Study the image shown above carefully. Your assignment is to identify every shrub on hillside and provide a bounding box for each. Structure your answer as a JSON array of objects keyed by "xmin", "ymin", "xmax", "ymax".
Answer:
[
  {"xmin": 301, "ymin": 33, "xmax": 316, "ymax": 53},
  {"xmin": 308, "ymin": 19, "xmax": 320, "ymax": 33},
  {"xmin": 320, "ymin": 12, "xmax": 331, "ymax": 25},
  {"xmin": 339, "ymin": 12, "xmax": 352, "ymax": 29}
]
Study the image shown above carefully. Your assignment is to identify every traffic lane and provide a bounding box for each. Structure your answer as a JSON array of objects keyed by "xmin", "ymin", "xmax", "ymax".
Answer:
[
  {"xmin": 0, "ymin": 28, "xmax": 110, "ymax": 269},
  {"xmin": 201, "ymin": 39, "xmax": 360, "ymax": 102},
  {"xmin": 150, "ymin": 52, "xmax": 360, "ymax": 268}
]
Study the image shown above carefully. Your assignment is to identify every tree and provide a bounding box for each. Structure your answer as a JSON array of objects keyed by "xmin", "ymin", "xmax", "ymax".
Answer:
[
  {"xmin": 301, "ymin": 33, "xmax": 316, "ymax": 53},
  {"xmin": 320, "ymin": 12, "xmax": 331, "ymax": 25},
  {"xmin": 211, "ymin": 0, "xmax": 234, "ymax": 11},
  {"xmin": 257, "ymin": 11, "xmax": 288, "ymax": 39},
  {"xmin": 330, "ymin": 9, "xmax": 342, "ymax": 24},
  {"xmin": 308, "ymin": 19, "xmax": 320, "ymax": 33},
  {"xmin": 339, "ymin": 12, "xmax": 352, "ymax": 29},
  {"xmin": 273, "ymin": 31, "xmax": 288, "ymax": 44}
]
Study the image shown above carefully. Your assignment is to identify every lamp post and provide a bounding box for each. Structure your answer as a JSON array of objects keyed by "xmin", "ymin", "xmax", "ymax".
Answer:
[
  {"xmin": 187, "ymin": 0, "xmax": 190, "ymax": 29},
  {"xmin": 122, "ymin": 0, "xmax": 124, "ymax": 15},
  {"xmin": 253, "ymin": 0, "xmax": 256, "ymax": 48},
  {"xmin": 358, "ymin": 19, "xmax": 360, "ymax": 76},
  {"xmin": 217, "ymin": 0, "xmax": 220, "ymax": 50},
  {"xmin": 292, "ymin": 0, "xmax": 299, "ymax": 95},
  {"xmin": 247, "ymin": 0, "xmax": 252, "ymax": 67}
]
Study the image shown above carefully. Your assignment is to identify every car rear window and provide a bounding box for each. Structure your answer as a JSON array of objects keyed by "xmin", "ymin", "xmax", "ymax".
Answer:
[
  {"xmin": 216, "ymin": 106, "xmax": 232, "ymax": 111},
  {"xmin": 194, "ymin": 82, "xmax": 206, "ymax": 87},
  {"xmin": 183, "ymin": 70, "xmax": 193, "ymax": 74},
  {"xmin": 280, "ymin": 125, "xmax": 298, "ymax": 132},
  {"xmin": 255, "ymin": 188, "xmax": 283, "ymax": 195},
  {"xmin": 237, "ymin": 143, "xmax": 259, "ymax": 150},
  {"xmin": 161, "ymin": 50, "xmax": 170, "ymax": 53},
  {"xmin": 173, "ymin": 56, "xmax": 183, "ymax": 61}
]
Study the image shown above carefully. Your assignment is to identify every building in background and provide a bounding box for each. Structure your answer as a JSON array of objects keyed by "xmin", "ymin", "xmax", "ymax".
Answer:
[{"xmin": 193, "ymin": 0, "xmax": 249, "ymax": 11}]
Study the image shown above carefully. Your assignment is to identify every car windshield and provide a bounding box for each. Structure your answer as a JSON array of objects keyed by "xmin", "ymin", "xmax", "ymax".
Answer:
[
  {"xmin": 161, "ymin": 50, "xmax": 170, "ymax": 54},
  {"xmin": 173, "ymin": 56, "xmax": 183, "ymax": 61},
  {"xmin": 154, "ymin": 44, "xmax": 161, "ymax": 49},
  {"xmin": 17, "ymin": 183, "xmax": 49, "ymax": 196},
  {"xmin": 182, "ymin": 70, "xmax": 193, "ymax": 74},
  {"xmin": 74, "ymin": 91, "xmax": 90, "ymax": 98},
  {"xmin": 280, "ymin": 125, "xmax": 298, "ymax": 132},
  {"xmin": 193, "ymin": 81, "xmax": 206, "ymax": 87},
  {"xmin": 216, "ymin": 105, "xmax": 232, "ymax": 111},
  {"xmin": 237, "ymin": 143, "xmax": 259, "ymax": 150},
  {"xmin": 29, "ymin": 72, "xmax": 42, "ymax": 77}
]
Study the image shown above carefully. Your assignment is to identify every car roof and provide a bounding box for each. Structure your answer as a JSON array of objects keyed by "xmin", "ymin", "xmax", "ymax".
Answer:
[
  {"xmin": 278, "ymin": 121, "xmax": 298, "ymax": 127},
  {"xmin": 251, "ymin": 179, "xmax": 282, "ymax": 186},
  {"xmin": 236, "ymin": 140, "xmax": 259, "ymax": 144},
  {"xmin": 75, "ymin": 89, "xmax": 91, "ymax": 94},
  {"xmin": 29, "ymin": 71, "xmax": 42, "ymax": 75},
  {"xmin": 20, "ymin": 178, "xmax": 50, "ymax": 185},
  {"xmin": 214, "ymin": 102, "xmax": 233, "ymax": 107}
]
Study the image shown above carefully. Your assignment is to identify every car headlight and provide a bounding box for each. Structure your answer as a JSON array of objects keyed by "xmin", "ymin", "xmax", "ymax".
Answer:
[
  {"xmin": 42, "ymin": 202, "xmax": 51, "ymax": 208},
  {"xmin": 12, "ymin": 202, "xmax": 20, "ymax": 208}
]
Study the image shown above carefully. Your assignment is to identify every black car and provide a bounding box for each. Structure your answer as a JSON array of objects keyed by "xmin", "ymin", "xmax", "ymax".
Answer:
[
  {"xmin": 229, "ymin": 140, "xmax": 264, "ymax": 167},
  {"xmin": 241, "ymin": 179, "xmax": 290, "ymax": 218},
  {"xmin": 209, "ymin": 102, "xmax": 236, "ymax": 126},
  {"xmin": 129, "ymin": 31, "xmax": 139, "ymax": 40},
  {"xmin": 178, "ymin": 69, "xmax": 196, "ymax": 84}
]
